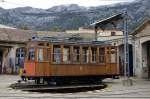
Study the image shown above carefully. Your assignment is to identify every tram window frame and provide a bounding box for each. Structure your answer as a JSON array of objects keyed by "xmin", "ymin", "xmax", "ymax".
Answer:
[
  {"xmin": 99, "ymin": 47, "xmax": 105, "ymax": 64},
  {"xmin": 37, "ymin": 48, "xmax": 49, "ymax": 62},
  {"xmin": 91, "ymin": 47, "xmax": 97, "ymax": 64},
  {"xmin": 37, "ymin": 48, "xmax": 44, "ymax": 62},
  {"xmin": 63, "ymin": 46, "xmax": 71, "ymax": 64},
  {"xmin": 73, "ymin": 46, "xmax": 80, "ymax": 64},
  {"xmin": 53, "ymin": 45, "xmax": 61, "ymax": 64},
  {"xmin": 28, "ymin": 48, "xmax": 35, "ymax": 61},
  {"xmin": 82, "ymin": 47, "xmax": 89, "ymax": 64}
]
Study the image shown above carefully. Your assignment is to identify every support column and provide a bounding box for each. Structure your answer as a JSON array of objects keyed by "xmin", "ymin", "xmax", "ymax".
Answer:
[
  {"xmin": 88, "ymin": 46, "xmax": 92, "ymax": 64},
  {"xmin": 12, "ymin": 47, "xmax": 18, "ymax": 74},
  {"xmin": 96, "ymin": 47, "xmax": 99, "ymax": 64},
  {"xmin": 61, "ymin": 45, "xmax": 64, "ymax": 64},
  {"xmin": 70, "ymin": 46, "xmax": 74, "ymax": 63},
  {"xmin": 50, "ymin": 44, "xmax": 53, "ymax": 64},
  {"xmin": 80, "ymin": 46, "xmax": 83, "ymax": 64}
]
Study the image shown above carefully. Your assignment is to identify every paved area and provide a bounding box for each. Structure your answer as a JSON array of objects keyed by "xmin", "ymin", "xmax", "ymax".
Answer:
[{"xmin": 0, "ymin": 75, "xmax": 150, "ymax": 99}]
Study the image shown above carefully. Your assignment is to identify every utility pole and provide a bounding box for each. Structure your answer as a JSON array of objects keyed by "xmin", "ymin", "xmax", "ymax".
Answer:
[{"xmin": 123, "ymin": 10, "xmax": 133, "ymax": 86}]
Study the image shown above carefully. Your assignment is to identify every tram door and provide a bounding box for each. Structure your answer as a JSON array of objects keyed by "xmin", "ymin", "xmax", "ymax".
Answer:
[{"xmin": 106, "ymin": 47, "xmax": 112, "ymax": 74}]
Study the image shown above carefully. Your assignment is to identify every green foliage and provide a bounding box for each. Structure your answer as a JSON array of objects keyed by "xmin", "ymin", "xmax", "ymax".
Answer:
[
  {"xmin": 51, "ymin": 26, "xmax": 61, "ymax": 32},
  {"xmin": 19, "ymin": 25, "xmax": 30, "ymax": 30}
]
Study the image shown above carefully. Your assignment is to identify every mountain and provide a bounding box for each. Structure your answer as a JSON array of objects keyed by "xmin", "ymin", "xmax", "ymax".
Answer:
[
  {"xmin": 0, "ymin": 0, "xmax": 149, "ymax": 31},
  {"xmin": 46, "ymin": 4, "xmax": 87, "ymax": 12}
]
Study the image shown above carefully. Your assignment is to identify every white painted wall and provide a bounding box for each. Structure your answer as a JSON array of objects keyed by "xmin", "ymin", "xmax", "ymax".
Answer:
[{"xmin": 2, "ymin": 46, "xmax": 18, "ymax": 74}]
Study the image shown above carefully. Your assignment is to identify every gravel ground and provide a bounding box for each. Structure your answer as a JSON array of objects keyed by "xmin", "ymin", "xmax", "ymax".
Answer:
[{"xmin": 0, "ymin": 75, "xmax": 150, "ymax": 99}]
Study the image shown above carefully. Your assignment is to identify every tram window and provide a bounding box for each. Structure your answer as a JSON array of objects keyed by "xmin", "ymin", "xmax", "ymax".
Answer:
[
  {"xmin": 38, "ymin": 48, "xmax": 43, "ymax": 62},
  {"xmin": 83, "ymin": 47, "xmax": 89, "ymax": 63},
  {"xmin": 28, "ymin": 48, "xmax": 35, "ymax": 61},
  {"xmin": 63, "ymin": 47, "xmax": 70, "ymax": 64},
  {"xmin": 53, "ymin": 45, "xmax": 61, "ymax": 64},
  {"xmin": 99, "ymin": 48, "xmax": 105, "ymax": 63},
  {"xmin": 110, "ymin": 48, "xmax": 116, "ymax": 63},
  {"xmin": 91, "ymin": 47, "xmax": 97, "ymax": 63},
  {"xmin": 73, "ymin": 47, "xmax": 80, "ymax": 63}
]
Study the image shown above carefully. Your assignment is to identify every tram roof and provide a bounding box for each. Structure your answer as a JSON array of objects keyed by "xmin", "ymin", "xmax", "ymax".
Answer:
[{"xmin": 31, "ymin": 36, "xmax": 112, "ymax": 45}]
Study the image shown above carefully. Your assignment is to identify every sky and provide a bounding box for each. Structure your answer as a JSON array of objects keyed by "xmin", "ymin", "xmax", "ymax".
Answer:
[{"xmin": 0, "ymin": 0, "xmax": 135, "ymax": 9}]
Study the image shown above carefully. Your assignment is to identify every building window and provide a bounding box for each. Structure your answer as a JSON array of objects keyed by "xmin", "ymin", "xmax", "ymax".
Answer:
[
  {"xmin": 53, "ymin": 45, "xmax": 61, "ymax": 64},
  {"xmin": 73, "ymin": 47, "xmax": 80, "ymax": 63},
  {"xmin": 28, "ymin": 48, "xmax": 35, "ymax": 61},
  {"xmin": 91, "ymin": 47, "xmax": 97, "ymax": 63},
  {"xmin": 63, "ymin": 47, "xmax": 71, "ymax": 64},
  {"xmin": 99, "ymin": 48, "xmax": 105, "ymax": 63},
  {"xmin": 16, "ymin": 48, "xmax": 25, "ymax": 67},
  {"xmin": 83, "ymin": 47, "xmax": 89, "ymax": 63},
  {"xmin": 111, "ymin": 32, "xmax": 116, "ymax": 36}
]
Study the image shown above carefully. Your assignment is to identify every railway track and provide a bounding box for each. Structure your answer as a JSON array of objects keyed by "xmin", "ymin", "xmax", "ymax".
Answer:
[{"xmin": 10, "ymin": 81, "xmax": 107, "ymax": 93}]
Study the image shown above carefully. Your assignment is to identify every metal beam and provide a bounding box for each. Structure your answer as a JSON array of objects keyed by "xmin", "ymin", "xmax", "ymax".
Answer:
[
  {"xmin": 91, "ymin": 11, "xmax": 132, "ymax": 86},
  {"xmin": 91, "ymin": 13, "xmax": 124, "ymax": 41}
]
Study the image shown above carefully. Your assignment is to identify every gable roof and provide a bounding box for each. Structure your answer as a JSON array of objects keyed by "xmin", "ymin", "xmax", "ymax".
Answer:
[
  {"xmin": 0, "ymin": 28, "xmax": 36, "ymax": 42},
  {"xmin": 91, "ymin": 13, "xmax": 124, "ymax": 30},
  {"xmin": 131, "ymin": 19, "xmax": 150, "ymax": 35}
]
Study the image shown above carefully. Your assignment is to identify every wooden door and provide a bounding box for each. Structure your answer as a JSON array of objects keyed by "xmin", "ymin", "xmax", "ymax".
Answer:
[{"xmin": 105, "ymin": 47, "xmax": 111, "ymax": 74}]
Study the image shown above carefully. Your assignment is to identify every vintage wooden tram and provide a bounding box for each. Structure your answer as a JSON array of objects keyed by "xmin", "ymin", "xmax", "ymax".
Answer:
[{"xmin": 22, "ymin": 39, "xmax": 119, "ymax": 84}]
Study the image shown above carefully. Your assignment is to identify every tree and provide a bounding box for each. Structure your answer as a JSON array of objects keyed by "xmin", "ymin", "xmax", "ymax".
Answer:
[
  {"xmin": 51, "ymin": 26, "xmax": 60, "ymax": 32},
  {"xmin": 19, "ymin": 24, "xmax": 30, "ymax": 30}
]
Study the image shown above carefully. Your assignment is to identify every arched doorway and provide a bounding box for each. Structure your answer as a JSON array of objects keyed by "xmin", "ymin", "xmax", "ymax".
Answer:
[
  {"xmin": 119, "ymin": 44, "xmax": 133, "ymax": 76},
  {"xmin": 142, "ymin": 41, "xmax": 150, "ymax": 78}
]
